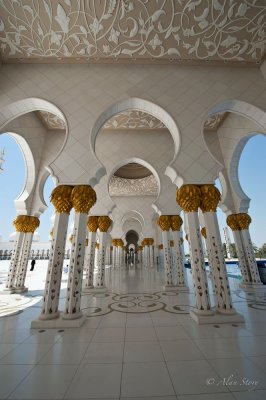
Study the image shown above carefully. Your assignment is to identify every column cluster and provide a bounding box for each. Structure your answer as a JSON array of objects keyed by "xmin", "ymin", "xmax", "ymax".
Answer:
[
  {"xmin": 227, "ymin": 213, "xmax": 261, "ymax": 286},
  {"xmin": 6, "ymin": 215, "xmax": 40, "ymax": 293},
  {"xmin": 36, "ymin": 184, "xmax": 96, "ymax": 325},
  {"xmin": 157, "ymin": 215, "xmax": 186, "ymax": 289},
  {"xmin": 176, "ymin": 184, "xmax": 242, "ymax": 319}
]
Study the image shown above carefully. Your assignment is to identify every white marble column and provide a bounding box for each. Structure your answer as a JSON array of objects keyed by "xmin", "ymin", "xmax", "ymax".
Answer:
[
  {"xmin": 9, "ymin": 215, "xmax": 40, "ymax": 293},
  {"xmin": 227, "ymin": 214, "xmax": 253, "ymax": 286},
  {"xmin": 83, "ymin": 216, "xmax": 98, "ymax": 290},
  {"xmin": 40, "ymin": 212, "xmax": 69, "ymax": 319},
  {"xmin": 63, "ymin": 185, "xmax": 97, "ymax": 321},
  {"xmin": 158, "ymin": 216, "xmax": 174, "ymax": 288},
  {"xmin": 14, "ymin": 232, "xmax": 34, "ymax": 293},
  {"xmin": 203, "ymin": 211, "xmax": 234, "ymax": 314},
  {"xmin": 32, "ymin": 185, "xmax": 73, "ymax": 327},
  {"xmin": 94, "ymin": 216, "xmax": 112, "ymax": 290},
  {"xmin": 237, "ymin": 213, "xmax": 262, "ymax": 286},
  {"xmin": 95, "ymin": 231, "xmax": 107, "ymax": 288},
  {"xmin": 176, "ymin": 185, "xmax": 212, "ymax": 317},
  {"xmin": 172, "ymin": 230, "xmax": 186, "ymax": 286},
  {"xmin": 149, "ymin": 239, "xmax": 154, "ymax": 267},
  {"xmin": 5, "ymin": 230, "xmax": 24, "ymax": 292}
]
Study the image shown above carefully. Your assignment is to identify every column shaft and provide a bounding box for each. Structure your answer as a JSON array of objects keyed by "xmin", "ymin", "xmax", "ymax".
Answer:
[
  {"xmin": 186, "ymin": 212, "xmax": 211, "ymax": 313},
  {"xmin": 84, "ymin": 231, "xmax": 96, "ymax": 289},
  {"xmin": 14, "ymin": 232, "xmax": 33, "ymax": 292},
  {"xmin": 161, "ymin": 230, "xmax": 174, "ymax": 286},
  {"xmin": 172, "ymin": 230, "xmax": 185, "ymax": 286},
  {"xmin": 232, "ymin": 230, "xmax": 251, "ymax": 284},
  {"xmin": 241, "ymin": 229, "xmax": 261, "ymax": 284},
  {"xmin": 63, "ymin": 212, "xmax": 87, "ymax": 319},
  {"xmin": 40, "ymin": 213, "xmax": 69, "ymax": 320},
  {"xmin": 95, "ymin": 231, "xmax": 107, "ymax": 288},
  {"xmin": 5, "ymin": 232, "xmax": 24, "ymax": 290},
  {"xmin": 204, "ymin": 212, "xmax": 234, "ymax": 313}
]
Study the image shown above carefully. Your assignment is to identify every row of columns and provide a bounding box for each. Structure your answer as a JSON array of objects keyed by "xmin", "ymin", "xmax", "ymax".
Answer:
[
  {"xmin": 157, "ymin": 215, "xmax": 186, "ymax": 289},
  {"xmin": 226, "ymin": 213, "xmax": 261, "ymax": 286},
  {"xmin": 174, "ymin": 184, "xmax": 260, "ymax": 321},
  {"xmin": 140, "ymin": 238, "xmax": 154, "ymax": 268},
  {"xmin": 5, "ymin": 215, "xmax": 40, "ymax": 293},
  {"xmin": 111, "ymin": 239, "xmax": 125, "ymax": 268}
]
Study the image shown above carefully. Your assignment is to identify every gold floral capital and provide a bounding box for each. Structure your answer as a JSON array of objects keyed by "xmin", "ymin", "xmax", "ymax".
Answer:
[
  {"xmin": 98, "ymin": 216, "xmax": 112, "ymax": 232},
  {"xmin": 71, "ymin": 185, "xmax": 96, "ymax": 214},
  {"xmin": 13, "ymin": 215, "xmax": 40, "ymax": 233},
  {"xmin": 227, "ymin": 214, "xmax": 240, "ymax": 231},
  {"xmin": 158, "ymin": 244, "xmax": 163, "ymax": 250},
  {"xmin": 170, "ymin": 215, "xmax": 183, "ymax": 231},
  {"xmin": 176, "ymin": 185, "xmax": 201, "ymax": 213},
  {"xmin": 157, "ymin": 215, "xmax": 171, "ymax": 231},
  {"xmin": 236, "ymin": 213, "xmax": 251, "ymax": 230},
  {"xmin": 87, "ymin": 216, "xmax": 98, "ymax": 232},
  {"xmin": 50, "ymin": 185, "xmax": 74, "ymax": 214},
  {"xmin": 200, "ymin": 184, "xmax": 221, "ymax": 212}
]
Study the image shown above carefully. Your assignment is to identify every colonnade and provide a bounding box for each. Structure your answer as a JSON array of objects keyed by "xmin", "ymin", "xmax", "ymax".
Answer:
[
  {"xmin": 5, "ymin": 215, "xmax": 40, "ymax": 293},
  {"xmin": 157, "ymin": 215, "xmax": 186, "ymax": 290},
  {"xmin": 4, "ymin": 181, "xmax": 262, "ymax": 327},
  {"xmin": 174, "ymin": 184, "xmax": 258, "ymax": 323}
]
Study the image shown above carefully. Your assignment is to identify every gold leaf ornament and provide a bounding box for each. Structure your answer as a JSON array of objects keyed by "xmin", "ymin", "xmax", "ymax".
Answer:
[
  {"xmin": 157, "ymin": 215, "xmax": 171, "ymax": 231},
  {"xmin": 226, "ymin": 214, "xmax": 240, "ymax": 231},
  {"xmin": 236, "ymin": 213, "xmax": 251, "ymax": 230},
  {"xmin": 13, "ymin": 215, "xmax": 40, "ymax": 233},
  {"xmin": 98, "ymin": 216, "xmax": 112, "ymax": 232},
  {"xmin": 201, "ymin": 227, "xmax": 207, "ymax": 239},
  {"xmin": 50, "ymin": 185, "xmax": 74, "ymax": 214},
  {"xmin": 200, "ymin": 184, "xmax": 221, "ymax": 212},
  {"xmin": 176, "ymin": 185, "xmax": 201, "ymax": 212},
  {"xmin": 71, "ymin": 185, "xmax": 96, "ymax": 214},
  {"xmin": 87, "ymin": 216, "xmax": 98, "ymax": 232},
  {"xmin": 170, "ymin": 215, "xmax": 183, "ymax": 231}
]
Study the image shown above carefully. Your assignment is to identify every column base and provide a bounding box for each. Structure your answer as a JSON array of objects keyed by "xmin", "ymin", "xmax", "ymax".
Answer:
[
  {"xmin": 190, "ymin": 309, "xmax": 244, "ymax": 325},
  {"xmin": 62, "ymin": 310, "xmax": 83, "ymax": 320},
  {"xmin": 13, "ymin": 287, "xmax": 28, "ymax": 294},
  {"xmin": 82, "ymin": 286, "xmax": 94, "ymax": 293},
  {"xmin": 176, "ymin": 284, "xmax": 189, "ymax": 292},
  {"xmin": 240, "ymin": 282, "xmax": 264, "ymax": 289},
  {"xmin": 163, "ymin": 284, "xmax": 176, "ymax": 291},
  {"xmin": 38, "ymin": 311, "xmax": 60, "ymax": 321},
  {"xmin": 1, "ymin": 288, "xmax": 16, "ymax": 294},
  {"xmin": 31, "ymin": 313, "xmax": 86, "ymax": 329},
  {"xmin": 90, "ymin": 287, "xmax": 108, "ymax": 294}
]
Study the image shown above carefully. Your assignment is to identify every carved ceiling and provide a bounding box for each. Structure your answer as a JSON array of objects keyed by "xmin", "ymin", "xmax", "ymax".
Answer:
[
  {"xmin": 0, "ymin": 1, "xmax": 265, "ymax": 65},
  {"xmin": 36, "ymin": 111, "xmax": 66, "ymax": 130},
  {"xmin": 204, "ymin": 112, "xmax": 228, "ymax": 131},
  {"xmin": 36, "ymin": 109, "xmax": 227, "ymax": 131},
  {"xmin": 103, "ymin": 111, "xmax": 165, "ymax": 130},
  {"xmin": 109, "ymin": 175, "xmax": 158, "ymax": 197}
]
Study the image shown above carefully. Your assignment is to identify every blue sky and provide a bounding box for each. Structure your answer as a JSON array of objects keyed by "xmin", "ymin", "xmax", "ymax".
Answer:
[{"xmin": 0, "ymin": 132, "xmax": 266, "ymax": 247}]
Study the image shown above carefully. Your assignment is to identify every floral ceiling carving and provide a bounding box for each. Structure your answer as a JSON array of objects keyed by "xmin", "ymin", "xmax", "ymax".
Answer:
[
  {"xmin": 36, "ymin": 111, "xmax": 66, "ymax": 130},
  {"xmin": 204, "ymin": 112, "xmax": 227, "ymax": 131},
  {"xmin": 109, "ymin": 175, "xmax": 159, "ymax": 196},
  {"xmin": 36, "ymin": 109, "xmax": 227, "ymax": 131},
  {"xmin": 103, "ymin": 111, "xmax": 165, "ymax": 130},
  {"xmin": 0, "ymin": 1, "xmax": 265, "ymax": 64}
]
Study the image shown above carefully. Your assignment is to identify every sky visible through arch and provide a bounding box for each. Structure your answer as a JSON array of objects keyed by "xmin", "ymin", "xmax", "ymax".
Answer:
[{"xmin": 0, "ymin": 133, "xmax": 266, "ymax": 248}]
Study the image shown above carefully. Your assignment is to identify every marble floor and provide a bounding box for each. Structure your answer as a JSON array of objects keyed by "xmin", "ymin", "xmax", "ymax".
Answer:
[{"xmin": 1, "ymin": 262, "xmax": 266, "ymax": 399}]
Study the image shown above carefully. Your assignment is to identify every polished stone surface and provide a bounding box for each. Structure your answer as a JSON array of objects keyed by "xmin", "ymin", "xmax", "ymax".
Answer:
[{"xmin": 0, "ymin": 261, "xmax": 266, "ymax": 399}]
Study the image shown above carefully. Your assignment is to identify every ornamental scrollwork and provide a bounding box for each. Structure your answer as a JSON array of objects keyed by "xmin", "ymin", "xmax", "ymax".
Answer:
[{"xmin": 0, "ymin": 1, "xmax": 265, "ymax": 63}]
